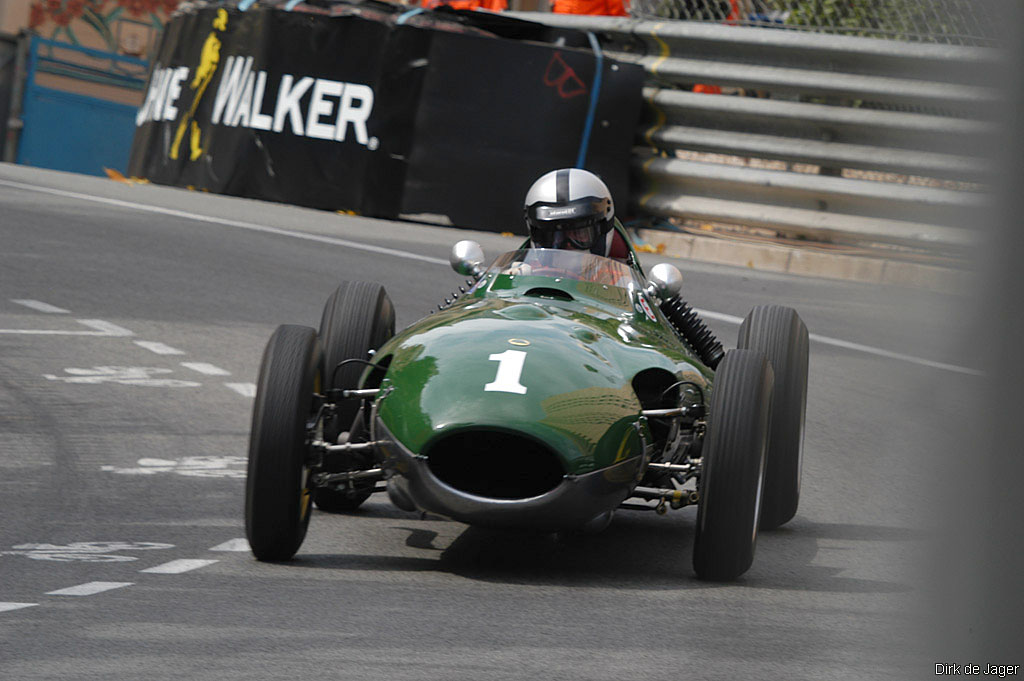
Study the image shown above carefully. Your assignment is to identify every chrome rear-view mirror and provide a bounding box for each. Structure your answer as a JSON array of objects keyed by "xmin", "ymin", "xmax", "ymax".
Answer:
[
  {"xmin": 645, "ymin": 263, "xmax": 683, "ymax": 302},
  {"xmin": 450, "ymin": 240, "xmax": 485, "ymax": 277}
]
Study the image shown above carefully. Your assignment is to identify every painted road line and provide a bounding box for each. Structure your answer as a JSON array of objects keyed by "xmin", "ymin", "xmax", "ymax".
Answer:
[
  {"xmin": 0, "ymin": 602, "xmax": 39, "ymax": 613},
  {"xmin": 140, "ymin": 559, "xmax": 218, "ymax": 574},
  {"xmin": 181, "ymin": 362, "xmax": 230, "ymax": 376},
  {"xmin": 46, "ymin": 582, "xmax": 133, "ymax": 596},
  {"xmin": 225, "ymin": 383, "xmax": 256, "ymax": 398},
  {"xmin": 209, "ymin": 538, "xmax": 250, "ymax": 552},
  {"xmin": 805, "ymin": 333, "xmax": 983, "ymax": 376},
  {"xmin": 0, "ymin": 178, "xmax": 448, "ymax": 267},
  {"xmin": 694, "ymin": 308, "xmax": 982, "ymax": 377},
  {"xmin": 77, "ymin": 320, "xmax": 133, "ymax": 336},
  {"xmin": 102, "ymin": 456, "xmax": 245, "ymax": 477},
  {"xmin": 135, "ymin": 341, "xmax": 185, "ymax": 355},
  {"xmin": 0, "ymin": 319, "xmax": 133, "ymax": 337},
  {"xmin": 11, "ymin": 299, "xmax": 69, "ymax": 314},
  {"xmin": 0, "ymin": 177, "xmax": 979, "ymax": 377},
  {"xmin": 692, "ymin": 309, "xmax": 745, "ymax": 326},
  {"xmin": 43, "ymin": 367, "xmax": 201, "ymax": 388}
]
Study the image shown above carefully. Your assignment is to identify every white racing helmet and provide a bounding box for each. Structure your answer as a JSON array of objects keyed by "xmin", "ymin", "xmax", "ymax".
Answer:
[{"xmin": 524, "ymin": 169, "xmax": 615, "ymax": 256}]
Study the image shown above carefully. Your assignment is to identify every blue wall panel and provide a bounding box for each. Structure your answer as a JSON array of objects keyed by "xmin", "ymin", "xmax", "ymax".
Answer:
[{"xmin": 17, "ymin": 86, "xmax": 138, "ymax": 176}]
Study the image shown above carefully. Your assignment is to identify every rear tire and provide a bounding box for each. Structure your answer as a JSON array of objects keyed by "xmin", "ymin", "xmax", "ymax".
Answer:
[
  {"xmin": 245, "ymin": 325, "xmax": 323, "ymax": 561},
  {"xmin": 693, "ymin": 350, "xmax": 773, "ymax": 581},
  {"xmin": 316, "ymin": 282, "xmax": 395, "ymax": 512},
  {"xmin": 738, "ymin": 305, "xmax": 809, "ymax": 530}
]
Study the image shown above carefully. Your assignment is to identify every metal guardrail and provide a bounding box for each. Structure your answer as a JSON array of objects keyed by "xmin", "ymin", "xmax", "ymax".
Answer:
[
  {"xmin": 510, "ymin": 13, "xmax": 998, "ymax": 252},
  {"xmin": 644, "ymin": 89, "xmax": 990, "ymax": 179}
]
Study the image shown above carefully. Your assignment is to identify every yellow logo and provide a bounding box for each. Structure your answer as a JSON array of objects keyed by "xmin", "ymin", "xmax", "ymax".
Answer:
[{"xmin": 170, "ymin": 8, "xmax": 228, "ymax": 161}]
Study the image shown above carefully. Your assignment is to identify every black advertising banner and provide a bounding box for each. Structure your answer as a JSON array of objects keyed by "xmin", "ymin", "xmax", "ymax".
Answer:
[
  {"xmin": 128, "ymin": 6, "xmax": 389, "ymax": 212},
  {"xmin": 128, "ymin": 3, "xmax": 643, "ymax": 233},
  {"xmin": 395, "ymin": 27, "xmax": 641, "ymax": 232}
]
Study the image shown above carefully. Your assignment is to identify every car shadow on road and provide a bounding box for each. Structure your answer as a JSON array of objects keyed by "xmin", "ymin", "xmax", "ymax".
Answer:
[
  {"xmin": 434, "ymin": 514, "xmax": 913, "ymax": 593},
  {"xmin": 291, "ymin": 508, "xmax": 917, "ymax": 594},
  {"xmin": 737, "ymin": 517, "xmax": 921, "ymax": 594}
]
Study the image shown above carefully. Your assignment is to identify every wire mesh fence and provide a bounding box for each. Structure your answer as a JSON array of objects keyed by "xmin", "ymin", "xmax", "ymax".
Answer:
[{"xmin": 628, "ymin": 0, "xmax": 1000, "ymax": 46}]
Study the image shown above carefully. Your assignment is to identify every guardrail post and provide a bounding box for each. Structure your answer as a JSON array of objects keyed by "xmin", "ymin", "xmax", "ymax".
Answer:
[{"xmin": 3, "ymin": 30, "xmax": 29, "ymax": 164}]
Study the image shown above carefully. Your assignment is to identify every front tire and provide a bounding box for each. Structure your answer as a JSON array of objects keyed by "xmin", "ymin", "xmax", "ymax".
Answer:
[
  {"xmin": 738, "ymin": 305, "xmax": 809, "ymax": 530},
  {"xmin": 245, "ymin": 325, "xmax": 323, "ymax": 561},
  {"xmin": 693, "ymin": 350, "xmax": 773, "ymax": 581}
]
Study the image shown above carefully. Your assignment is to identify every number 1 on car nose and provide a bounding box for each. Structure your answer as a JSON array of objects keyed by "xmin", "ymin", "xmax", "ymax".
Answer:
[{"xmin": 485, "ymin": 350, "xmax": 528, "ymax": 394}]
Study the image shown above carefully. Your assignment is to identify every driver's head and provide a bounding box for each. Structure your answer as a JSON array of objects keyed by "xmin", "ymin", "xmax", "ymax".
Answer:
[{"xmin": 524, "ymin": 169, "xmax": 614, "ymax": 256}]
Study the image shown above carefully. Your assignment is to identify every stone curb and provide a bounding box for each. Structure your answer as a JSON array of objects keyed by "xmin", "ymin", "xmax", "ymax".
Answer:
[{"xmin": 636, "ymin": 229, "xmax": 974, "ymax": 294}]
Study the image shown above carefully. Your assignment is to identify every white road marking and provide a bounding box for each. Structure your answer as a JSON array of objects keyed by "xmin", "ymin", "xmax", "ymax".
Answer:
[
  {"xmin": 135, "ymin": 341, "xmax": 185, "ymax": 355},
  {"xmin": 694, "ymin": 308, "xmax": 982, "ymax": 376},
  {"xmin": 805, "ymin": 333, "xmax": 983, "ymax": 376},
  {"xmin": 140, "ymin": 559, "xmax": 218, "ymax": 574},
  {"xmin": 692, "ymin": 309, "xmax": 746, "ymax": 326},
  {"xmin": 75, "ymin": 320, "xmax": 133, "ymax": 336},
  {"xmin": 46, "ymin": 582, "xmax": 133, "ymax": 596},
  {"xmin": 43, "ymin": 366, "xmax": 201, "ymax": 387},
  {"xmin": 209, "ymin": 538, "xmax": 250, "ymax": 552},
  {"xmin": 0, "ymin": 319, "xmax": 132, "ymax": 336},
  {"xmin": 225, "ymin": 383, "xmax": 257, "ymax": 398},
  {"xmin": 0, "ymin": 602, "xmax": 39, "ymax": 613},
  {"xmin": 1, "ymin": 541, "xmax": 174, "ymax": 562},
  {"xmin": 181, "ymin": 362, "xmax": 230, "ymax": 376},
  {"xmin": 101, "ymin": 456, "xmax": 246, "ymax": 478},
  {"xmin": 0, "ymin": 178, "xmax": 977, "ymax": 377},
  {"xmin": 11, "ymin": 299, "xmax": 69, "ymax": 314},
  {"xmin": 0, "ymin": 178, "xmax": 448, "ymax": 266}
]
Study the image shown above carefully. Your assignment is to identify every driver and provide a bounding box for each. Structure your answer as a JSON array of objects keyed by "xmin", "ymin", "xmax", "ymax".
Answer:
[
  {"xmin": 523, "ymin": 168, "xmax": 620, "ymax": 259},
  {"xmin": 522, "ymin": 168, "xmax": 724, "ymax": 369},
  {"xmin": 506, "ymin": 168, "xmax": 631, "ymax": 278}
]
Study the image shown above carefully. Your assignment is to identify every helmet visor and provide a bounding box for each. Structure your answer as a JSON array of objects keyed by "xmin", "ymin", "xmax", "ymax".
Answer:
[
  {"xmin": 540, "ymin": 224, "xmax": 603, "ymax": 250},
  {"xmin": 527, "ymin": 196, "xmax": 611, "ymax": 251}
]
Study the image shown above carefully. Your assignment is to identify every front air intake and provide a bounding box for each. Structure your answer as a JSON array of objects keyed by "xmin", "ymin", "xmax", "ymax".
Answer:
[{"xmin": 425, "ymin": 430, "xmax": 565, "ymax": 500}]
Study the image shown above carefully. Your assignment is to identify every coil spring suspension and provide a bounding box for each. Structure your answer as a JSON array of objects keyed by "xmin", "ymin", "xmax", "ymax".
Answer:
[{"xmin": 660, "ymin": 297, "xmax": 724, "ymax": 369}]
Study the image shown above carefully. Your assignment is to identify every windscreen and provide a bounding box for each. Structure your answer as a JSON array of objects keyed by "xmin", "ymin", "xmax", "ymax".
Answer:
[{"xmin": 486, "ymin": 249, "xmax": 641, "ymax": 289}]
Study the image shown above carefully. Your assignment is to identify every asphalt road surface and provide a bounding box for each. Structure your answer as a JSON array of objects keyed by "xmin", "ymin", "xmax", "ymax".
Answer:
[{"xmin": 0, "ymin": 163, "xmax": 981, "ymax": 680}]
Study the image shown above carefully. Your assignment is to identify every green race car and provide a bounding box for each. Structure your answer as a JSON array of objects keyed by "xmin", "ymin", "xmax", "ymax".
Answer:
[{"xmin": 244, "ymin": 231, "xmax": 808, "ymax": 581}]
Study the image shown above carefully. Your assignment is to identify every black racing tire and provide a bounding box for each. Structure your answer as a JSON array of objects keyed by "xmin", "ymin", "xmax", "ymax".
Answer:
[
  {"xmin": 320, "ymin": 281, "xmax": 396, "ymax": 435},
  {"xmin": 316, "ymin": 282, "xmax": 395, "ymax": 512},
  {"xmin": 693, "ymin": 349, "xmax": 773, "ymax": 581},
  {"xmin": 738, "ymin": 304, "xmax": 809, "ymax": 530},
  {"xmin": 245, "ymin": 325, "xmax": 323, "ymax": 562}
]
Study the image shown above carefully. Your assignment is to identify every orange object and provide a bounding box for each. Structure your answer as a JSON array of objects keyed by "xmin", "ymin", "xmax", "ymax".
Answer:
[
  {"xmin": 552, "ymin": 0, "xmax": 628, "ymax": 17},
  {"xmin": 726, "ymin": 0, "xmax": 739, "ymax": 22},
  {"xmin": 692, "ymin": 84, "xmax": 722, "ymax": 95},
  {"xmin": 103, "ymin": 168, "xmax": 129, "ymax": 183},
  {"xmin": 421, "ymin": 0, "xmax": 507, "ymax": 10}
]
